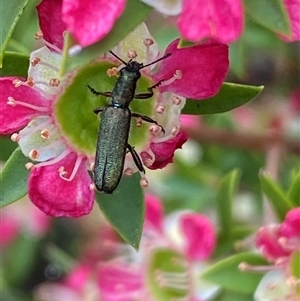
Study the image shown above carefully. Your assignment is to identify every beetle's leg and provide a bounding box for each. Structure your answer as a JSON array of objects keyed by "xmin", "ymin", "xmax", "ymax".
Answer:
[
  {"xmin": 127, "ymin": 144, "xmax": 145, "ymax": 173},
  {"xmin": 132, "ymin": 113, "xmax": 165, "ymax": 134},
  {"xmin": 87, "ymin": 85, "xmax": 112, "ymax": 97},
  {"xmin": 133, "ymin": 79, "xmax": 165, "ymax": 99}
]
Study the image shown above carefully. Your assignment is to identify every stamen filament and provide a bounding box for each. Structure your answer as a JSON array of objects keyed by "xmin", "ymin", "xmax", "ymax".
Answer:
[
  {"xmin": 59, "ymin": 155, "xmax": 83, "ymax": 182},
  {"xmin": 7, "ymin": 97, "xmax": 50, "ymax": 112},
  {"xmin": 34, "ymin": 148, "xmax": 71, "ymax": 168}
]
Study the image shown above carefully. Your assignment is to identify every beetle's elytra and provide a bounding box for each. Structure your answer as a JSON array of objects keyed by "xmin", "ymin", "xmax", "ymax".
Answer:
[{"xmin": 88, "ymin": 51, "xmax": 171, "ymax": 194}]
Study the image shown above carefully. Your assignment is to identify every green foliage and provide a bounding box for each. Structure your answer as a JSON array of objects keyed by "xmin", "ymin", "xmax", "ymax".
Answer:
[
  {"xmin": 288, "ymin": 170, "xmax": 300, "ymax": 206},
  {"xmin": 202, "ymin": 252, "xmax": 268, "ymax": 294},
  {"xmin": 0, "ymin": 0, "xmax": 30, "ymax": 65},
  {"xmin": 182, "ymin": 83, "xmax": 263, "ymax": 115},
  {"xmin": 95, "ymin": 173, "xmax": 145, "ymax": 249},
  {"xmin": 259, "ymin": 173, "xmax": 294, "ymax": 221},
  {"xmin": 0, "ymin": 52, "xmax": 29, "ymax": 77},
  {"xmin": 0, "ymin": 148, "xmax": 30, "ymax": 207}
]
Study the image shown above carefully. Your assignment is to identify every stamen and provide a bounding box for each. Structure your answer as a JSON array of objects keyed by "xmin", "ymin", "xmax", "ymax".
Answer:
[
  {"xmin": 90, "ymin": 162, "xmax": 95, "ymax": 172},
  {"xmin": 107, "ymin": 67, "xmax": 119, "ymax": 77},
  {"xmin": 59, "ymin": 155, "xmax": 83, "ymax": 182},
  {"xmin": 150, "ymin": 124, "xmax": 162, "ymax": 135},
  {"xmin": 31, "ymin": 57, "xmax": 41, "ymax": 67},
  {"xmin": 34, "ymin": 149, "xmax": 71, "ymax": 168},
  {"xmin": 143, "ymin": 38, "xmax": 154, "ymax": 67},
  {"xmin": 34, "ymin": 30, "xmax": 62, "ymax": 53},
  {"xmin": 127, "ymin": 50, "xmax": 137, "ymax": 59},
  {"xmin": 12, "ymin": 79, "xmax": 23, "ymax": 87},
  {"xmin": 58, "ymin": 166, "xmax": 68, "ymax": 177},
  {"xmin": 171, "ymin": 126, "xmax": 179, "ymax": 136},
  {"xmin": 26, "ymin": 77, "xmax": 35, "ymax": 87},
  {"xmin": 49, "ymin": 78, "xmax": 60, "ymax": 87},
  {"xmin": 238, "ymin": 262, "xmax": 279, "ymax": 272},
  {"xmin": 7, "ymin": 96, "xmax": 50, "ymax": 112},
  {"xmin": 171, "ymin": 96, "xmax": 182, "ymax": 105},
  {"xmin": 10, "ymin": 133, "xmax": 20, "ymax": 142},
  {"xmin": 89, "ymin": 183, "xmax": 96, "ymax": 191},
  {"xmin": 141, "ymin": 151, "xmax": 154, "ymax": 168},
  {"xmin": 140, "ymin": 177, "xmax": 148, "ymax": 189},
  {"xmin": 29, "ymin": 149, "xmax": 40, "ymax": 160},
  {"xmin": 136, "ymin": 117, "xmax": 142, "ymax": 127},
  {"xmin": 156, "ymin": 105, "xmax": 165, "ymax": 114},
  {"xmin": 159, "ymin": 70, "xmax": 182, "ymax": 86},
  {"xmin": 20, "ymin": 118, "xmax": 52, "ymax": 138},
  {"xmin": 155, "ymin": 269, "xmax": 188, "ymax": 291},
  {"xmin": 40, "ymin": 129, "xmax": 50, "ymax": 139},
  {"xmin": 143, "ymin": 38, "xmax": 154, "ymax": 47},
  {"xmin": 25, "ymin": 162, "xmax": 34, "ymax": 170},
  {"xmin": 278, "ymin": 237, "xmax": 300, "ymax": 251},
  {"xmin": 31, "ymin": 59, "xmax": 59, "ymax": 73},
  {"xmin": 124, "ymin": 167, "xmax": 133, "ymax": 176}
]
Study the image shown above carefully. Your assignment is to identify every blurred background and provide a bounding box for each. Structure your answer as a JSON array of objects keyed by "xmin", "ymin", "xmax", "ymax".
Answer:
[{"xmin": 1, "ymin": 0, "xmax": 299, "ymax": 300}]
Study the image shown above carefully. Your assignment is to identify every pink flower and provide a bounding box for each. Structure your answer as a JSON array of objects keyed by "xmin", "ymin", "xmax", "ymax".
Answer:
[
  {"xmin": 37, "ymin": 0, "xmax": 126, "ymax": 48},
  {"xmin": 241, "ymin": 208, "xmax": 300, "ymax": 301},
  {"xmin": 141, "ymin": 0, "xmax": 244, "ymax": 43}
]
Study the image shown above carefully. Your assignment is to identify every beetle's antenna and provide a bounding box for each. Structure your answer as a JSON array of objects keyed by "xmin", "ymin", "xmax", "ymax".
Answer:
[
  {"xmin": 109, "ymin": 51, "xmax": 128, "ymax": 65},
  {"xmin": 140, "ymin": 53, "xmax": 172, "ymax": 69}
]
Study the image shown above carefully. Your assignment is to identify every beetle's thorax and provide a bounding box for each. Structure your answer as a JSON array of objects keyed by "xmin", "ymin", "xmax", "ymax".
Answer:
[{"xmin": 111, "ymin": 63, "xmax": 142, "ymax": 107}]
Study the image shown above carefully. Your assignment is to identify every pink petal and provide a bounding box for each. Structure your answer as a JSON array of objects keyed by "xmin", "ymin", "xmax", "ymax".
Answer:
[
  {"xmin": 97, "ymin": 261, "xmax": 142, "ymax": 301},
  {"xmin": 143, "ymin": 130, "xmax": 188, "ymax": 169},
  {"xmin": 37, "ymin": 0, "xmax": 65, "ymax": 50},
  {"xmin": 28, "ymin": 152, "xmax": 94, "ymax": 217},
  {"xmin": 281, "ymin": 0, "xmax": 300, "ymax": 41},
  {"xmin": 0, "ymin": 78, "xmax": 50, "ymax": 134},
  {"xmin": 62, "ymin": 0, "xmax": 126, "ymax": 47},
  {"xmin": 178, "ymin": 0, "xmax": 244, "ymax": 43},
  {"xmin": 154, "ymin": 39, "xmax": 229, "ymax": 99},
  {"xmin": 180, "ymin": 213, "xmax": 216, "ymax": 260},
  {"xmin": 145, "ymin": 194, "xmax": 164, "ymax": 232},
  {"xmin": 0, "ymin": 211, "xmax": 19, "ymax": 247},
  {"xmin": 255, "ymin": 225, "xmax": 290, "ymax": 262},
  {"xmin": 65, "ymin": 265, "xmax": 92, "ymax": 292},
  {"xmin": 279, "ymin": 207, "xmax": 300, "ymax": 239}
]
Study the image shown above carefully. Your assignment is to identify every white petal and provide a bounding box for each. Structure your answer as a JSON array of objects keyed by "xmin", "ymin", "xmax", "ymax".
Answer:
[{"xmin": 141, "ymin": 0, "xmax": 182, "ymax": 15}]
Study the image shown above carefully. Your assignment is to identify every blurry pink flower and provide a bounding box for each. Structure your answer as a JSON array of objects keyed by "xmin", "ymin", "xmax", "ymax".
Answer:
[
  {"xmin": 142, "ymin": 0, "xmax": 244, "ymax": 43},
  {"xmin": 37, "ymin": 0, "xmax": 126, "ymax": 47},
  {"xmin": 241, "ymin": 208, "xmax": 300, "ymax": 301},
  {"xmin": 280, "ymin": 0, "xmax": 300, "ymax": 42},
  {"xmin": 0, "ymin": 199, "xmax": 51, "ymax": 247}
]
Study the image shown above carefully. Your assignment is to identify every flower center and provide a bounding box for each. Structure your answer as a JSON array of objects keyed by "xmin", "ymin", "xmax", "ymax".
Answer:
[{"xmin": 54, "ymin": 61, "xmax": 157, "ymax": 156}]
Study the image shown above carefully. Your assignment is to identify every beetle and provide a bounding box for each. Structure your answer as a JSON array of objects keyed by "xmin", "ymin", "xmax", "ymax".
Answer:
[{"xmin": 88, "ymin": 51, "xmax": 171, "ymax": 194}]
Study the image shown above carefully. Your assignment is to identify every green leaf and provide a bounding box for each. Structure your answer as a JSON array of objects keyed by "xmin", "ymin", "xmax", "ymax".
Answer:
[
  {"xmin": 259, "ymin": 173, "xmax": 293, "ymax": 221},
  {"xmin": 147, "ymin": 249, "xmax": 189, "ymax": 300},
  {"xmin": 95, "ymin": 173, "xmax": 144, "ymax": 249},
  {"xmin": 182, "ymin": 83, "xmax": 263, "ymax": 115},
  {"xmin": 244, "ymin": 0, "xmax": 291, "ymax": 37},
  {"xmin": 0, "ymin": 0, "xmax": 30, "ymax": 66},
  {"xmin": 61, "ymin": 0, "xmax": 152, "ymax": 74},
  {"xmin": 217, "ymin": 170, "xmax": 241, "ymax": 242},
  {"xmin": 0, "ymin": 136, "xmax": 18, "ymax": 161},
  {"xmin": 0, "ymin": 148, "xmax": 29, "ymax": 207},
  {"xmin": 288, "ymin": 171, "xmax": 300, "ymax": 206},
  {"xmin": 202, "ymin": 252, "xmax": 268, "ymax": 294},
  {"xmin": 0, "ymin": 52, "xmax": 29, "ymax": 77}
]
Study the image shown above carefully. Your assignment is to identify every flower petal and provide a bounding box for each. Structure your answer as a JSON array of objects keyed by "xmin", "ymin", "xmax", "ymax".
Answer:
[
  {"xmin": 280, "ymin": 207, "xmax": 300, "ymax": 239},
  {"xmin": 62, "ymin": 0, "xmax": 126, "ymax": 47},
  {"xmin": 145, "ymin": 194, "xmax": 164, "ymax": 232},
  {"xmin": 28, "ymin": 152, "xmax": 94, "ymax": 217},
  {"xmin": 37, "ymin": 0, "xmax": 65, "ymax": 50},
  {"xmin": 180, "ymin": 213, "xmax": 216, "ymax": 260},
  {"xmin": 154, "ymin": 39, "xmax": 229, "ymax": 99},
  {"xmin": 281, "ymin": 0, "xmax": 300, "ymax": 42},
  {"xmin": 0, "ymin": 78, "xmax": 50, "ymax": 134},
  {"xmin": 178, "ymin": 0, "xmax": 244, "ymax": 43},
  {"xmin": 255, "ymin": 224, "xmax": 290, "ymax": 262},
  {"xmin": 143, "ymin": 130, "xmax": 188, "ymax": 169}
]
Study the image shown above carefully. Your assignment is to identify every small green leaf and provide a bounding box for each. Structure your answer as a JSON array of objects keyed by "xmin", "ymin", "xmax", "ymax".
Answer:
[
  {"xmin": 217, "ymin": 170, "xmax": 241, "ymax": 242},
  {"xmin": 0, "ymin": 52, "xmax": 29, "ymax": 77},
  {"xmin": 61, "ymin": 0, "xmax": 152, "ymax": 74},
  {"xmin": 95, "ymin": 173, "xmax": 144, "ymax": 249},
  {"xmin": 259, "ymin": 173, "xmax": 293, "ymax": 221},
  {"xmin": 147, "ymin": 249, "xmax": 189, "ymax": 300},
  {"xmin": 0, "ymin": 0, "xmax": 30, "ymax": 66},
  {"xmin": 288, "ymin": 171, "xmax": 300, "ymax": 206},
  {"xmin": 0, "ymin": 137, "xmax": 18, "ymax": 161},
  {"xmin": 244, "ymin": 0, "xmax": 291, "ymax": 37},
  {"xmin": 182, "ymin": 83, "xmax": 263, "ymax": 115},
  {"xmin": 290, "ymin": 251, "xmax": 300, "ymax": 279},
  {"xmin": 202, "ymin": 252, "xmax": 268, "ymax": 294},
  {"xmin": 0, "ymin": 148, "xmax": 29, "ymax": 207}
]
